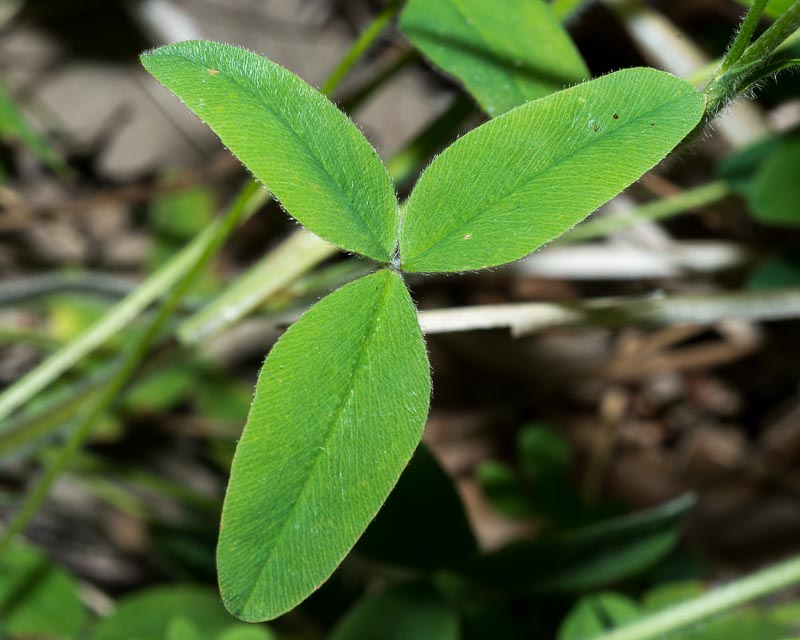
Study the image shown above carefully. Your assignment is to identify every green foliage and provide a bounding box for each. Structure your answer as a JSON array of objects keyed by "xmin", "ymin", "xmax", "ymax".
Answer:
[
  {"xmin": 471, "ymin": 494, "xmax": 695, "ymax": 593},
  {"xmin": 477, "ymin": 423, "xmax": 587, "ymax": 524},
  {"xmin": 400, "ymin": 68, "xmax": 705, "ymax": 272},
  {"xmin": 751, "ymin": 133, "xmax": 800, "ymax": 225},
  {"xmin": 148, "ymin": 186, "xmax": 217, "ymax": 283},
  {"xmin": 356, "ymin": 444, "xmax": 477, "ymax": 570},
  {"xmin": 123, "ymin": 365, "xmax": 195, "ymax": 413},
  {"xmin": 8, "ymin": 1, "xmax": 800, "ymax": 634},
  {"xmin": 557, "ymin": 580, "xmax": 800, "ymax": 639},
  {"xmin": 0, "ymin": 543, "xmax": 87, "ymax": 640},
  {"xmin": 165, "ymin": 617, "xmax": 203, "ymax": 640},
  {"xmin": 330, "ymin": 584, "xmax": 459, "ymax": 640},
  {"xmin": 477, "ymin": 460, "xmax": 534, "ymax": 518},
  {"xmin": 149, "ymin": 186, "xmax": 216, "ymax": 244},
  {"xmin": 717, "ymin": 135, "xmax": 780, "ymax": 196},
  {"xmin": 217, "ymin": 627, "xmax": 276, "ymax": 640},
  {"xmin": 736, "ymin": 0, "xmax": 794, "ymax": 19},
  {"xmin": 551, "ymin": 0, "xmax": 593, "ymax": 21},
  {"xmin": 138, "ymin": 31, "xmax": 709, "ymax": 621},
  {"xmin": 0, "ymin": 76, "xmax": 70, "ymax": 177},
  {"xmin": 718, "ymin": 131, "xmax": 800, "ymax": 226},
  {"xmin": 400, "ymin": 0, "xmax": 589, "ymax": 116},
  {"xmin": 91, "ymin": 585, "xmax": 270, "ymax": 640},
  {"xmin": 217, "ymin": 269, "xmax": 430, "ymax": 621},
  {"xmin": 141, "ymin": 41, "xmax": 398, "ymax": 263},
  {"xmin": 748, "ymin": 253, "xmax": 800, "ymax": 290},
  {"xmin": 558, "ymin": 593, "xmax": 640, "ymax": 640}
]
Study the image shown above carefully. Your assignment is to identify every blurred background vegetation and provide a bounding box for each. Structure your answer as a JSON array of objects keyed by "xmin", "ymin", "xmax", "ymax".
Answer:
[{"xmin": 1, "ymin": 0, "xmax": 800, "ymax": 638}]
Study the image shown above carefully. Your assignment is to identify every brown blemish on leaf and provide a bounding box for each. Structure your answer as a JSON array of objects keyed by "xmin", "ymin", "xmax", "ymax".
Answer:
[{"xmin": 207, "ymin": 68, "xmax": 220, "ymax": 76}]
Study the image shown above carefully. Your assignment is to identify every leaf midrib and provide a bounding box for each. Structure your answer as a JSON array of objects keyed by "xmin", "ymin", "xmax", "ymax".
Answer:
[
  {"xmin": 239, "ymin": 272, "xmax": 395, "ymax": 616},
  {"xmin": 160, "ymin": 49, "xmax": 392, "ymax": 261},
  {"xmin": 403, "ymin": 90, "xmax": 698, "ymax": 266}
]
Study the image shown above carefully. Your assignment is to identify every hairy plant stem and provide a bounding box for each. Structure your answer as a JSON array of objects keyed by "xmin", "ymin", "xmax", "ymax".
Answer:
[
  {"xmin": 705, "ymin": 0, "xmax": 800, "ymax": 118},
  {"xmin": 719, "ymin": 0, "xmax": 770, "ymax": 74},
  {"xmin": 738, "ymin": 0, "xmax": 800, "ymax": 68},
  {"xmin": 597, "ymin": 553, "xmax": 800, "ymax": 640},
  {"xmin": 0, "ymin": 181, "xmax": 262, "ymax": 552}
]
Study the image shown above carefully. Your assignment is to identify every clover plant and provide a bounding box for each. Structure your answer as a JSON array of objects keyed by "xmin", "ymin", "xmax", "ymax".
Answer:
[{"xmin": 140, "ymin": 39, "xmax": 705, "ymax": 621}]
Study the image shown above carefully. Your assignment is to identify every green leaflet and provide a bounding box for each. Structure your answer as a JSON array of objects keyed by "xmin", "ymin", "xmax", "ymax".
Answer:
[
  {"xmin": 217, "ymin": 269, "xmax": 430, "ymax": 621},
  {"xmin": 400, "ymin": 0, "xmax": 589, "ymax": 117},
  {"xmin": 399, "ymin": 68, "xmax": 706, "ymax": 272},
  {"xmin": 330, "ymin": 584, "xmax": 459, "ymax": 640},
  {"xmin": 141, "ymin": 41, "xmax": 398, "ymax": 262}
]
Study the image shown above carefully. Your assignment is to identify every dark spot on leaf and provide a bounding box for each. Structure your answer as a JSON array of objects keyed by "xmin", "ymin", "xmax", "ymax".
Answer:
[{"xmin": 613, "ymin": 113, "xmax": 619, "ymax": 119}]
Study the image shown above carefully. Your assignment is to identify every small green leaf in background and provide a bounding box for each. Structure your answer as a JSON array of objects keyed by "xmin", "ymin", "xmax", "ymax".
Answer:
[
  {"xmin": 0, "ymin": 543, "xmax": 87, "ymax": 640},
  {"xmin": 195, "ymin": 371, "xmax": 253, "ymax": 424},
  {"xmin": 518, "ymin": 423, "xmax": 570, "ymax": 480},
  {"xmin": 148, "ymin": 185, "xmax": 218, "ymax": 288},
  {"xmin": 123, "ymin": 365, "xmax": 195, "ymax": 414},
  {"xmin": 217, "ymin": 269, "xmax": 431, "ymax": 622},
  {"xmin": 141, "ymin": 41, "xmax": 398, "ymax": 262},
  {"xmin": 478, "ymin": 423, "xmax": 592, "ymax": 526},
  {"xmin": 557, "ymin": 593, "xmax": 640, "ymax": 640},
  {"xmin": 166, "ymin": 617, "xmax": 203, "ymax": 640},
  {"xmin": 641, "ymin": 579, "xmax": 704, "ymax": 612},
  {"xmin": 476, "ymin": 460, "xmax": 534, "ymax": 518},
  {"xmin": 400, "ymin": 0, "xmax": 589, "ymax": 117},
  {"xmin": 471, "ymin": 494, "xmax": 695, "ymax": 593},
  {"xmin": 330, "ymin": 584, "xmax": 459, "ymax": 640},
  {"xmin": 736, "ymin": 0, "xmax": 794, "ymax": 19},
  {"xmin": 399, "ymin": 68, "xmax": 706, "ymax": 272},
  {"xmin": 356, "ymin": 443, "xmax": 477, "ymax": 570},
  {"xmin": 149, "ymin": 185, "xmax": 216, "ymax": 244},
  {"xmin": 217, "ymin": 626, "xmax": 276, "ymax": 640},
  {"xmin": 717, "ymin": 135, "xmax": 780, "ymax": 197},
  {"xmin": 751, "ymin": 134, "xmax": 800, "ymax": 226},
  {"xmin": 91, "ymin": 586, "xmax": 260, "ymax": 640},
  {"xmin": 515, "ymin": 423, "xmax": 590, "ymax": 525},
  {"xmin": 551, "ymin": 0, "xmax": 594, "ymax": 22},
  {"xmin": 748, "ymin": 253, "xmax": 800, "ymax": 290},
  {"xmin": 0, "ymin": 76, "xmax": 70, "ymax": 177}
]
